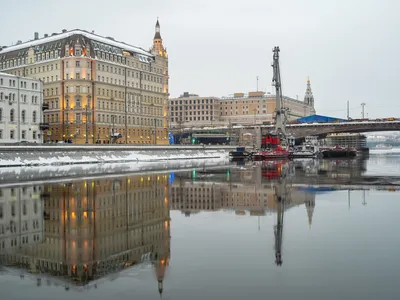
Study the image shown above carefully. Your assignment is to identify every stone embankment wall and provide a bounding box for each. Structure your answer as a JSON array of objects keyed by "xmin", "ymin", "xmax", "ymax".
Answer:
[{"xmin": 0, "ymin": 145, "xmax": 234, "ymax": 167}]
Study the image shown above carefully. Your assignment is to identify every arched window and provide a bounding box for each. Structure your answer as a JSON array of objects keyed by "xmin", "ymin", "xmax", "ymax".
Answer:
[
  {"xmin": 10, "ymin": 109, "xmax": 15, "ymax": 122},
  {"xmin": 21, "ymin": 110, "xmax": 26, "ymax": 123},
  {"xmin": 32, "ymin": 111, "xmax": 37, "ymax": 123}
]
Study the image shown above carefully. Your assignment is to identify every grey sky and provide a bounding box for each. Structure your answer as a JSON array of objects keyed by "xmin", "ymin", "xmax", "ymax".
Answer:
[{"xmin": 1, "ymin": 0, "xmax": 399, "ymax": 118}]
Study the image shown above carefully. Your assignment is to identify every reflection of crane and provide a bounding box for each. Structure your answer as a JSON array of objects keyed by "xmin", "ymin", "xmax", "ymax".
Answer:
[{"xmin": 272, "ymin": 165, "xmax": 290, "ymax": 266}]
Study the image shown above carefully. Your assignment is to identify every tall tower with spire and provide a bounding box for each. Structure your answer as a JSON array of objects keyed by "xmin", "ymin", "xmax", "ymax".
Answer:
[
  {"xmin": 150, "ymin": 18, "xmax": 169, "ymax": 130},
  {"xmin": 304, "ymin": 77, "xmax": 316, "ymax": 114},
  {"xmin": 152, "ymin": 18, "xmax": 167, "ymax": 57}
]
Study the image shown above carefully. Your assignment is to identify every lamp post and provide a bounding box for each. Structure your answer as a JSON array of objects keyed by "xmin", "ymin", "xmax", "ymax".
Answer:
[
  {"xmin": 154, "ymin": 117, "xmax": 157, "ymax": 145},
  {"xmin": 85, "ymin": 105, "xmax": 89, "ymax": 144},
  {"xmin": 110, "ymin": 115, "xmax": 115, "ymax": 144},
  {"xmin": 64, "ymin": 94, "xmax": 69, "ymax": 142}
]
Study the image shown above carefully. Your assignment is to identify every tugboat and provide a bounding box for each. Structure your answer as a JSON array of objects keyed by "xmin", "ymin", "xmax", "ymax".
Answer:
[
  {"xmin": 253, "ymin": 133, "xmax": 290, "ymax": 160},
  {"xmin": 229, "ymin": 146, "xmax": 251, "ymax": 160},
  {"xmin": 290, "ymin": 136, "xmax": 321, "ymax": 159}
]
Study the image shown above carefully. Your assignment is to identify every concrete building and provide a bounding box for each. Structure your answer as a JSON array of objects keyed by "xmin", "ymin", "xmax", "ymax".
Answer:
[
  {"xmin": 0, "ymin": 185, "xmax": 44, "ymax": 253},
  {"xmin": 169, "ymin": 92, "xmax": 220, "ymax": 129},
  {"xmin": 0, "ymin": 20, "xmax": 169, "ymax": 144},
  {"xmin": 168, "ymin": 80, "xmax": 316, "ymax": 129},
  {"xmin": 0, "ymin": 72, "xmax": 43, "ymax": 143}
]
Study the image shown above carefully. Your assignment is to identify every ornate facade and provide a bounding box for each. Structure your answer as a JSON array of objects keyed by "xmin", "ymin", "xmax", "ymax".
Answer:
[{"xmin": 0, "ymin": 21, "xmax": 169, "ymax": 144}]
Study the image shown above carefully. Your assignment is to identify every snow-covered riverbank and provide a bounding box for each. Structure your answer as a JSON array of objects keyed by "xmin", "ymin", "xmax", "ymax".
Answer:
[
  {"xmin": 0, "ymin": 156, "xmax": 232, "ymax": 186},
  {"xmin": 0, "ymin": 147, "xmax": 231, "ymax": 167}
]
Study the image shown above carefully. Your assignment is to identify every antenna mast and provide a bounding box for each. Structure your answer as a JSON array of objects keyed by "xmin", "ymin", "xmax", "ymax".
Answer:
[{"xmin": 272, "ymin": 46, "xmax": 286, "ymax": 139}]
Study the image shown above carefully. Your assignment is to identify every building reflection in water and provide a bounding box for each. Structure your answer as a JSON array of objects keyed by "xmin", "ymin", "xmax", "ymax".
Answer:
[
  {"xmin": 0, "ymin": 157, "xmax": 368, "ymax": 293},
  {"xmin": 0, "ymin": 174, "xmax": 170, "ymax": 294},
  {"xmin": 169, "ymin": 159, "xmax": 371, "ymax": 266}
]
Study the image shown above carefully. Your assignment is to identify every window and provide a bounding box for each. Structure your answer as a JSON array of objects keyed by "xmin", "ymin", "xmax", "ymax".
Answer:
[
  {"xmin": 21, "ymin": 130, "xmax": 26, "ymax": 139},
  {"xmin": 0, "ymin": 130, "xmax": 2, "ymax": 139},
  {"xmin": 32, "ymin": 131, "xmax": 37, "ymax": 139},
  {"xmin": 0, "ymin": 108, "xmax": 2, "ymax": 121},
  {"xmin": 76, "ymin": 73, "xmax": 80, "ymax": 79},
  {"xmin": 21, "ymin": 110, "xmax": 26, "ymax": 123},
  {"xmin": 32, "ymin": 111, "xmax": 37, "ymax": 123},
  {"xmin": 10, "ymin": 130, "xmax": 15, "ymax": 139},
  {"xmin": 10, "ymin": 109, "xmax": 15, "ymax": 122},
  {"xmin": 76, "ymin": 61, "xmax": 80, "ymax": 67}
]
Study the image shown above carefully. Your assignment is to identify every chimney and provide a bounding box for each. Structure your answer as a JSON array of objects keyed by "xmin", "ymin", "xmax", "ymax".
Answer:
[
  {"xmin": 34, "ymin": 32, "xmax": 39, "ymax": 40},
  {"xmin": 16, "ymin": 40, "xmax": 22, "ymax": 45},
  {"xmin": 62, "ymin": 29, "xmax": 67, "ymax": 33},
  {"xmin": 44, "ymin": 34, "xmax": 48, "ymax": 38}
]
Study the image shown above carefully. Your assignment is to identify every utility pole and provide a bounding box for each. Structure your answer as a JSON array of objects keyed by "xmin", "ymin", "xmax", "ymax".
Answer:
[
  {"xmin": 256, "ymin": 76, "xmax": 259, "ymax": 91},
  {"xmin": 361, "ymin": 103, "xmax": 366, "ymax": 118},
  {"xmin": 347, "ymin": 101, "xmax": 350, "ymax": 120}
]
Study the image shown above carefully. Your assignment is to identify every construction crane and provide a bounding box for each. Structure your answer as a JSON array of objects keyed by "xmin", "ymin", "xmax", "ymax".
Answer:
[{"xmin": 271, "ymin": 46, "xmax": 288, "ymax": 146}]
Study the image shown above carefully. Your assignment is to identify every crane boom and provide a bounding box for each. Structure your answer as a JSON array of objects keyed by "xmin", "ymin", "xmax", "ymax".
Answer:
[{"xmin": 272, "ymin": 46, "xmax": 287, "ymax": 144}]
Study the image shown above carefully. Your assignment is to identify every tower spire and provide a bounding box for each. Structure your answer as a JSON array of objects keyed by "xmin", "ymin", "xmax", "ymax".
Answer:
[
  {"xmin": 152, "ymin": 18, "xmax": 166, "ymax": 57},
  {"xmin": 304, "ymin": 77, "xmax": 315, "ymax": 112}
]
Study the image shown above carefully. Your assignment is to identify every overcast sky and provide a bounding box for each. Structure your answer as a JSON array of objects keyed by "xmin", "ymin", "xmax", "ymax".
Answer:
[{"xmin": 1, "ymin": 0, "xmax": 399, "ymax": 118}]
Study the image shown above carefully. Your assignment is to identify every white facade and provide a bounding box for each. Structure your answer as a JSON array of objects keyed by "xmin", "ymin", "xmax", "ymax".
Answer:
[
  {"xmin": 0, "ymin": 72, "xmax": 43, "ymax": 143},
  {"xmin": 0, "ymin": 185, "xmax": 44, "ymax": 253}
]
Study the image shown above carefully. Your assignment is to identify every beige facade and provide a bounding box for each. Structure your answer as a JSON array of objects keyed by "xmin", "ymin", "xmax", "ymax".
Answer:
[
  {"xmin": 168, "ymin": 86, "xmax": 316, "ymax": 129},
  {"xmin": 0, "ymin": 21, "xmax": 169, "ymax": 144},
  {"xmin": 169, "ymin": 93, "xmax": 220, "ymax": 129}
]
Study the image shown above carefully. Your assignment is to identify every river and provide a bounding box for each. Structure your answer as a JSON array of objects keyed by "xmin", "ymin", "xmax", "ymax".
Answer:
[{"xmin": 1, "ymin": 149, "xmax": 400, "ymax": 299}]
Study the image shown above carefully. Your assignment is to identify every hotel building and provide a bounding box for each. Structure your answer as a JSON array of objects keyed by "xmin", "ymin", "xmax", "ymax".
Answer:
[{"xmin": 0, "ymin": 20, "xmax": 169, "ymax": 144}]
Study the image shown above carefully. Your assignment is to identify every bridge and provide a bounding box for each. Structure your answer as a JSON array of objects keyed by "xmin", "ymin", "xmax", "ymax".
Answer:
[
  {"xmin": 171, "ymin": 119, "xmax": 400, "ymax": 146},
  {"xmin": 278, "ymin": 119, "xmax": 400, "ymax": 138}
]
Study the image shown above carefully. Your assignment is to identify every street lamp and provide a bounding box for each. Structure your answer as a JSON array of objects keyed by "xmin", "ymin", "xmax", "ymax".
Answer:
[
  {"xmin": 84, "ymin": 94, "xmax": 91, "ymax": 144},
  {"xmin": 85, "ymin": 105, "xmax": 89, "ymax": 144}
]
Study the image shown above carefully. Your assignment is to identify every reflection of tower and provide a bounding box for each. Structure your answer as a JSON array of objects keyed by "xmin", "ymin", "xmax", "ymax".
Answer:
[
  {"xmin": 305, "ymin": 196, "xmax": 315, "ymax": 229},
  {"xmin": 153, "ymin": 191, "xmax": 170, "ymax": 298}
]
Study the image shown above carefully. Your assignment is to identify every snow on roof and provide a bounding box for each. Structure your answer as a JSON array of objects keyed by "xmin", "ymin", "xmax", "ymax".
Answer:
[{"xmin": 0, "ymin": 29, "xmax": 153, "ymax": 57}]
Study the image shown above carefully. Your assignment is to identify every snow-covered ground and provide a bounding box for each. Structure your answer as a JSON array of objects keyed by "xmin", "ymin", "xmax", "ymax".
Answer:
[{"xmin": 0, "ymin": 148, "xmax": 230, "ymax": 167}]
